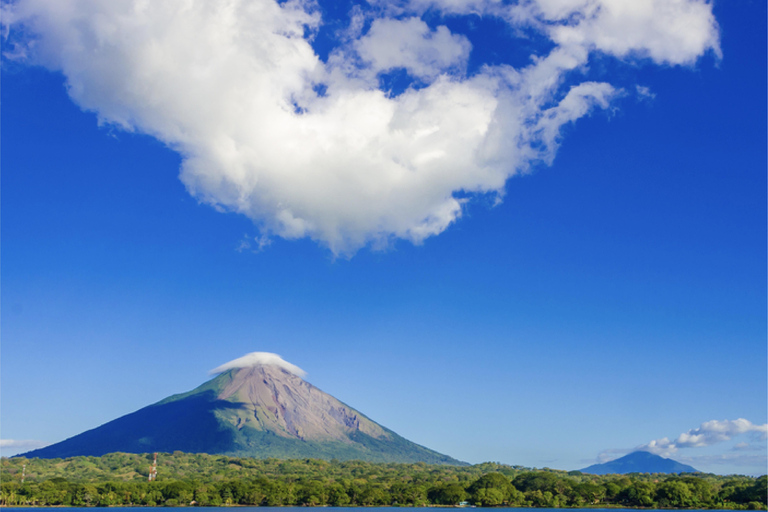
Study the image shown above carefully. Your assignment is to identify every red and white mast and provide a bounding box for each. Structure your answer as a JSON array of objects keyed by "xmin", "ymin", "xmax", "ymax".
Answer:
[{"xmin": 148, "ymin": 453, "xmax": 158, "ymax": 481}]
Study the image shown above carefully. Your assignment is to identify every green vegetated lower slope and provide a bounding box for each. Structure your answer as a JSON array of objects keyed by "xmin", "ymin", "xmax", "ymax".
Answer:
[{"xmin": 2, "ymin": 453, "xmax": 766, "ymax": 509}]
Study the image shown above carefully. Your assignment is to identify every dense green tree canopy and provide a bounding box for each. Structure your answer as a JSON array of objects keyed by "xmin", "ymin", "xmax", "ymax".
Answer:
[{"xmin": 1, "ymin": 453, "xmax": 765, "ymax": 509}]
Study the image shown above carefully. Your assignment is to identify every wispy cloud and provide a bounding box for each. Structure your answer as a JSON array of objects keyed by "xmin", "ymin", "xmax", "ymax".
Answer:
[
  {"xmin": 635, "ymin": 85, "xmax": 656, "ymax": 101},
  {"xmin": 731, "ymin": 442, "xmax": 763, "ymax": 452},
  {"xmin": 2, "ymin": 0, "xmax": 720, "ymax": 255},
  {"xmin": 0, "ymin": 439, "xmax": 50, "ymax": 455},
  {"xmin": 0, "ymin": 439, "xmax": 48, "ymax": 448},
  {"xmin": 679, "ymin": 453, "xmax": 768, "ymax": 472},
  {"xmin": 237, "ymin": 234, "xmax": 272, "ymax": 254},
  {"xmin": 595, "ymin": 448, "xmax": 630, "ymax": 464}
]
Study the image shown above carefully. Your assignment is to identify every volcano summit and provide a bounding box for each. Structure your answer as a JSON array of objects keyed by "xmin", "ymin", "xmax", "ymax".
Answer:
[{"xmin": 22, "ymin": 353, "xmax": 461, "ymax": 464}]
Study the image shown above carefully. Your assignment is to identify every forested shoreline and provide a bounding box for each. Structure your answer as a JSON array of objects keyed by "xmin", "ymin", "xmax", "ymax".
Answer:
[{"xmin": 1, "ymin": 453, "xmax": 765, "ymax": 509}]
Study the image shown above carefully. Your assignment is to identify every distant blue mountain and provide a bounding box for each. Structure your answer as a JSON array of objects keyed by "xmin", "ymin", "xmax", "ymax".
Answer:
[{"xmin": 580, "ymin": 451, "xmax": 698, "ymax": 475}]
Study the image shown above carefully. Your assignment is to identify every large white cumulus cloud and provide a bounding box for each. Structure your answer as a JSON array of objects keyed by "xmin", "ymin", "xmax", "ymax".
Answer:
[{"xmin": 2, "ymin": 0, "xmax": 719, "ymax": 254}]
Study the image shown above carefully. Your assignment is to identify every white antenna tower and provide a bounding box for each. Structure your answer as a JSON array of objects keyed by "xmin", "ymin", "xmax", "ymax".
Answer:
[{"xmin": 148, "ymin": 453, "xmax": 158, "ymax": 482}]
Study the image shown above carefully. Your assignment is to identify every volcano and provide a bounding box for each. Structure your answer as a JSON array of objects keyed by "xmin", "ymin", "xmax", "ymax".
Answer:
[
  {"xmin": 22, "ymin": 353, "xmax": 462, "ymax": 464},
  {"xmin": 579, "ymin": 451, "xmax": 698, "ymax": 475}
]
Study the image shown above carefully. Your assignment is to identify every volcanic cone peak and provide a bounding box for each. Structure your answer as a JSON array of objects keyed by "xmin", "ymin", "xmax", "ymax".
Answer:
[
  {"xmin": 21, "ymin": 352, "xmax": 464, "ymax": 464},
  {"xmin": 213, "ymin": 363, "xmax": 390, "ymax": 443},
  {"xmin": 579, "ymin": 451, "xmax": 698, "ymax": 474}
]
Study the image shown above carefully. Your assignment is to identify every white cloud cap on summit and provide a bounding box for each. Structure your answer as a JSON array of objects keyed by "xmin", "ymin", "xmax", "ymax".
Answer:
[
  {"xmin": 2, "ymin": 0, "xmax": 720, "ymax": 255},
  {"xmin": 210, "ymin": 352, "xmax": 307, "ymax": 378}
]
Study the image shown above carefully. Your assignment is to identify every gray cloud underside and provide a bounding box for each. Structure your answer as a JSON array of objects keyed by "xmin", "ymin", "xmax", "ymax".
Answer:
[{"xmin": 2, "ymin": 0, "xmax": 720, "ymax": 254}]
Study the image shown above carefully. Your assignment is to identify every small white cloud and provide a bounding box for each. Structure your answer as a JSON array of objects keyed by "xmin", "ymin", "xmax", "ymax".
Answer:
[
  {"xmin": 209, "ymin": 352, "xmax": 307, "ymax": 378},
  {"xmin": 635, "ymin": 85, "xmax": 656, "ymax": 100},
  {"xmin": 592, "ymin": 419, "xmax": 768, "ymax": 467},
  {"xmin": 543, "ymin": 0, "xmax": 721, "ymax": 65},
  {"xmin": 638, "ymin": 419, "xmax": 768, "ymax": 457},
  {"xmin": 355, "ymin": 17, "xmax": 471, "ymax": 81},
  {"xmin": 393, "ymin": 0, "xmax": 720, "ymax": 66}
]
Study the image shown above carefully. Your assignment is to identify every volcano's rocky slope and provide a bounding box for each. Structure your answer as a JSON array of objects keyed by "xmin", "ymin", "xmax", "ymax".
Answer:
[{"xmin": 23, "ymin": 363, "xmax": 461, "ymax": 464}]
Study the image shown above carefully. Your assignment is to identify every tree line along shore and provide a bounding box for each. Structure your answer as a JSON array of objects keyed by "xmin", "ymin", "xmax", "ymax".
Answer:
[{"xmin": 1, "ymin": 453, "xmax": 765, "ymax": 509}]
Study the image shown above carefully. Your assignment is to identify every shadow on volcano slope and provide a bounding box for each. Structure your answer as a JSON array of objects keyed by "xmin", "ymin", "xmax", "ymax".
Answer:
[{"xmin": 22, "ymin": 391, "xmax": 238, "ymax": 458}]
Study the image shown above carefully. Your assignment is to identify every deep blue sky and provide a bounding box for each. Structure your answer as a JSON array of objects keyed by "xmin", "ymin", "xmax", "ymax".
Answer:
[{"xmin": 1, "ymin": 0, "xmax": 766, "ymax": 474}]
